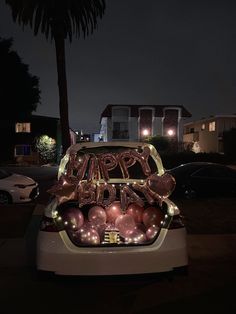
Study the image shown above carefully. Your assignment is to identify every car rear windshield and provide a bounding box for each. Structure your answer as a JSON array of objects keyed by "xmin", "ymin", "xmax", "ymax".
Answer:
[{"xmin": 68, "ymin": 146, "xmax": 158, "ymax": 180}]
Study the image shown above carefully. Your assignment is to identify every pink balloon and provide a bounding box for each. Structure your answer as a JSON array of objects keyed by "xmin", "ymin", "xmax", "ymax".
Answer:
[
  {"xmin": 105, "ymin": 201, "xmax": 122, "ymax": 223},
  {"xmin": 82, "ymin": 221, "xmax": 107, "ymax": 240},
  {"xmin": 75, "ymin": 225, "xmax": 100, "ymax": 245},
  {"xmin": 126, "ymin": 203, "xmax": 144, "ymax": 223},
  {"xmin": 147, "ymin": 173, "xmax": 176, "ymax": 198},
  {"xmin": 135, "ymin": 222, "xmax": 146, "ymax": 233},
  {"xmin": 142, "ymin": 206, "xmax": 164, "ymax": 228},
  {"xmin": 125, "ymin": 229, "xmax": 147, "ymax": 244},
  {"xmin": 82, "ymin": 220, "xmax": 96, "ymax": 229},
  {"xmin": 88, "ymin": 205, "xmax": 107, "ymax": 225},
  {"xmin": 115, "ymin": 214, "xmax": 136, "ymax": 238},
  {"xmin": 62, "ymin": 207, "xmax": 84, "ymax": 230},
  {"xmin": 96, "ymin": 223, "xmax": 107, "ymax": 239},
  {"xmin": 146, "ymin": 225, "xmax": 160, "ymax": 240}
]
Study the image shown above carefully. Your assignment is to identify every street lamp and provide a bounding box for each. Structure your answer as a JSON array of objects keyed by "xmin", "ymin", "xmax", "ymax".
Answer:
[
  {"xmin": 142, "ymin": 128, "xmax": 150, "ymax": 137},
  {"xmin": 167, "ymin": 129, "xmax": 175, "ymax": 137}
]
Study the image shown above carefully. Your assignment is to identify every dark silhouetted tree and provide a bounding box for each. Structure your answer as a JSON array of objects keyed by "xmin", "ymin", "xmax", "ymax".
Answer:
[
  {"xmin": 146, "ymin": 135, "xmax": 171, "ymax": 152},
  {"xmin": 0, "ymin": 37, "xmax": 40, "ymax": 120},
  {"xmin": 223, "ymin": 128, "xmax": 236, "ymax": 160},
  {"xmin": 5, "ymin": 0, "xmax": 106, "ymax": 154}
]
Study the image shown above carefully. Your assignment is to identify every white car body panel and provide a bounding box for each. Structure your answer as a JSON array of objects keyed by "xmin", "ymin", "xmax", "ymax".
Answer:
[
  {"xmin": 0, "ymin": 173, "xmax": 38, "ymax": 203},
  {"xmin": 37, "ymin": 228, "xmax": 188, "ymax": 276}
]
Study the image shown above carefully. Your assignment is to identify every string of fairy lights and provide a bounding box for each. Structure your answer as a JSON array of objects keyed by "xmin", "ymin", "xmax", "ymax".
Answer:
[{"xmin": 49, "ymin": 143, "xmax": 179, "ymax": 245}]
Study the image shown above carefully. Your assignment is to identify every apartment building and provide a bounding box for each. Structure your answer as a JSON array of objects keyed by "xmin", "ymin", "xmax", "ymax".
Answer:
[
  {"xmin": 100, "ymin": 104, "xmax": 191, "ymax": 142},
  {"xmin": 183, "ymin": 115, "xmax": 236, "ymax": 153}
]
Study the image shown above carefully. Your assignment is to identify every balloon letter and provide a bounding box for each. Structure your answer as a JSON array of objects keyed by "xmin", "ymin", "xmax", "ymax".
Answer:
[
  {"xmin": 78, "ymin": 182, "xmax": 96, "ymax": 207},
  {"xmin": 96, "ymin": 183, "xmax": 116, "ymax": 206}
]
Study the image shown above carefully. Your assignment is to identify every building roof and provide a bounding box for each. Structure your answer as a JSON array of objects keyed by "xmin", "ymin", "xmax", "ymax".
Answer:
[
  {"xmin": 184, "ymin": 114, "xmax": 236, "ymax": 126},
  {"xmin": 100, "ymin": 104, "xmax": 192, "ymax": 120},
  {"xmin": 31, "ymin": 114, "xmax": 60, "ymax": 121}
]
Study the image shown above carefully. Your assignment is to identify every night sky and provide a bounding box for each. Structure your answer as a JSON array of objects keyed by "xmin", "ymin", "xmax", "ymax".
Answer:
[{"xmin": 1, "ymin": 0, "xmax": 236, "ymax": 134}]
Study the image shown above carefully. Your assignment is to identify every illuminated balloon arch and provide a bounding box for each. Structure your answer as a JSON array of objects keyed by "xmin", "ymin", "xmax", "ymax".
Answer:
[{"xmin": 48, "ymin": 144, "xmax": 176, "ymax": 212}]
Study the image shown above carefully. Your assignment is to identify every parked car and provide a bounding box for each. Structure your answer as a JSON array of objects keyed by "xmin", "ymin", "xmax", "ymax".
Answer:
[
  {"xmin": 0, "ymin": 169, "xmax": 39, "ymax": 204},
  {"xmin": 167, "ymin": 162, "xmax": 236, "ymax": 199},
  {"xmin": 36, "ymin": 141, "xmax": 188, "ymax": 276}
]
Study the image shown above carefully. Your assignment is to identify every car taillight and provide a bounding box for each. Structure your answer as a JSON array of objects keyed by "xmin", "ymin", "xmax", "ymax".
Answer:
[
  {"xmin": 168, "ymin": 215, "xmax": 185, "ymax": 229},
  {"xmin": 40, "ymin": 215, "xmax": 59, "ymax": 232}
]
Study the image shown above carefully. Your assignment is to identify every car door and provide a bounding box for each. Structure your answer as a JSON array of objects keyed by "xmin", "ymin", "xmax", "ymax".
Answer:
[{"xmin": 189, "ymin": 165, "xmax": 235, "ymax": 197}]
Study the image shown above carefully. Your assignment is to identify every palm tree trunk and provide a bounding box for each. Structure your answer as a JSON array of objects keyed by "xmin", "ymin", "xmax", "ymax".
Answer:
[{"xmin": 54, "ymin": 33, "xmax": 71, "ymax": 155}]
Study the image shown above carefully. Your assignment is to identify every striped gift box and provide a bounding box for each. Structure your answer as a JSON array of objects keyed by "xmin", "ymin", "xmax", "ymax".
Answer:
[{"xmin": 103, "ymin": 228, "xmax": 120, "ymax": 244}]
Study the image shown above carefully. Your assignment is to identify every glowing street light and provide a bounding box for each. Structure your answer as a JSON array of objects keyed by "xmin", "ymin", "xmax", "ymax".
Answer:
[
  {"xmin": 167, "ymin": 129, "xmax": 175, "ymax": 136},
  {"xmin": 142, "ymin": 128, "xmax": 150, "ymax": 137}
]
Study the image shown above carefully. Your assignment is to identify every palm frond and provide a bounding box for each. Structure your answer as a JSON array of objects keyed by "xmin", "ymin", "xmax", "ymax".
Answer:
[{"xmin": 5, "ymin": 0, "xmax": 106, "ymax": 41}]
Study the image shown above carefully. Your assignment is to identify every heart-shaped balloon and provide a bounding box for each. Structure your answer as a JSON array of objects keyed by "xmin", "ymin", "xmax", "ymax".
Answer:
[{"xmin": 146, "ymin": 173, "xmax": 176, "ymax": 198}]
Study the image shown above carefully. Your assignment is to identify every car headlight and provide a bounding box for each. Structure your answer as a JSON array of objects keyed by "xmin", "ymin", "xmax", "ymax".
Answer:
[{"xmin": 14, "ymin": 184, "xmax": 26, "ymax": 189}]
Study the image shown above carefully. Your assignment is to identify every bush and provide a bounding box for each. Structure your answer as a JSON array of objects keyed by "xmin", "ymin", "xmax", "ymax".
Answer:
[
  {"xmin": 35, "ymin": 135, "xmax": 56, "ymax": 164},
  {"xmin": 146, "ymin": 135, "xmax": 171, "ymax": 152},
  {"xmin": 223, "ymin": 128, "xmax": 236, "ymax": 160}
]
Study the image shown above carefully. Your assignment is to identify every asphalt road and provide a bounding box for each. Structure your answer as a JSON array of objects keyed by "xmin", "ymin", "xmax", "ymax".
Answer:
[
  {"xmin": 1, "ymin": 230, "xmax": 235, "ymax": 314},
  {"xmin": 0, "ymin": 165, "xmax": 236, "ymax": 313}
]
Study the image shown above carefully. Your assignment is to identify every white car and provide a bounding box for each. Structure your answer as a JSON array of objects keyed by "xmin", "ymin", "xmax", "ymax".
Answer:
[
  {"xmin": 0, "ymin": 169, "xmax": 39, "ymax": 204},
  {"xmin": 36, "ymin": 142, "xmax": 188, "ymax": 276}
]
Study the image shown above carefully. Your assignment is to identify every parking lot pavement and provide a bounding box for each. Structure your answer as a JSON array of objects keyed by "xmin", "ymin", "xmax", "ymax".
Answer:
[
  {"xmin": 0, "ymin": 204, "xmax": 42, "ymax": 268},
  {"xmin": 0, "ymin": 201, "xmax": 236, "ymax": 313},
  {"xmin": 0, "ymin": 230, "xmax": 235, "ymax": 313},
  {"xmin": 131, "ymin": 233, "xmax": 236, "ymax": 312}
]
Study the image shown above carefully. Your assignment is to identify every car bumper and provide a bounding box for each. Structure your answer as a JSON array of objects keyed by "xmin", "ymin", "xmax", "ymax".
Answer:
[{"xmin": 36, "ymin": 228, "xmax": 188, "ymax": 276}]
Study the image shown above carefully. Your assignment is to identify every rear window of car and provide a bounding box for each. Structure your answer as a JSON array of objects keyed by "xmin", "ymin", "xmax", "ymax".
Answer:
[
  {"xmin": 67, "ymin": 146, "xmax": 158, "ymax": 180},
  {"xmin": 168, "ymin": 164, "xmax": 200, "ymax": 176}
]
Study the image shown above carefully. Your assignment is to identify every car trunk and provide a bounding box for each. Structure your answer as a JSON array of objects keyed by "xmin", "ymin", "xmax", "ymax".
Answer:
[{"xmin": 55, "ymin": 189, "xmax": 168, "ymax": 247}]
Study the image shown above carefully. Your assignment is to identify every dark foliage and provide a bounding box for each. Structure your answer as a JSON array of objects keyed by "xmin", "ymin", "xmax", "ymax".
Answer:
[
  {"xmin": 146, "ymin": 135, "xmax": 171, "ymax": 152},
  {"xmin": 223, "ymin": 128, "xmax": 236, "ymax": 160},
  {"xmin": 0, "ymin": 37, "xmax": 41, "ymax": 120},
  {"xmin": 5, "ymin": 0, "xmax": 106, "ymax": 153}
]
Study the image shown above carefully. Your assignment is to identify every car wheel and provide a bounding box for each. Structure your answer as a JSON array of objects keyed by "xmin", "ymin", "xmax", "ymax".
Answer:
[{"xmin": 0, "ymin": 191, "xmax": 12, "ymax": 204}]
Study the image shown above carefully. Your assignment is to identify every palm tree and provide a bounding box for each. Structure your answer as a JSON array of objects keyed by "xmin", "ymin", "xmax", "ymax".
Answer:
[{"xmin": 6, "ymin": 0, "xmax": 106, "ymax": 154}]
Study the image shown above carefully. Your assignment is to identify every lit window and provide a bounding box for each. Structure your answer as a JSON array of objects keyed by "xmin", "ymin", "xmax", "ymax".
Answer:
[
  {"xmin": 209, "ymin": 121, "xmax": 216, "ymax": 132},
  {"xmin": 15, "ymin": 145, "xmax": 31, "ymax": 156},
  {"xmin": 15, "ymin": 122, "xmax": 31, "ymax": 133},
  {"xmin": 201, "ymin": 124, "xmax": 205, "ymax": 130}
]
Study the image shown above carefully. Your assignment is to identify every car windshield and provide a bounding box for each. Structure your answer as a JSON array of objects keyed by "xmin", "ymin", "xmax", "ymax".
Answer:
[{"xmin": 0, "ymin": 169, "xmax": 12, "ymax": 179}]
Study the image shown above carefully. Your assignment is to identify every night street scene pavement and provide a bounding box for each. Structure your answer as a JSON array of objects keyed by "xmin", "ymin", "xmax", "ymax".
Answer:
[{"xmin": 0, "ymin": 166, "xmax": 235, "ymax": 314}]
